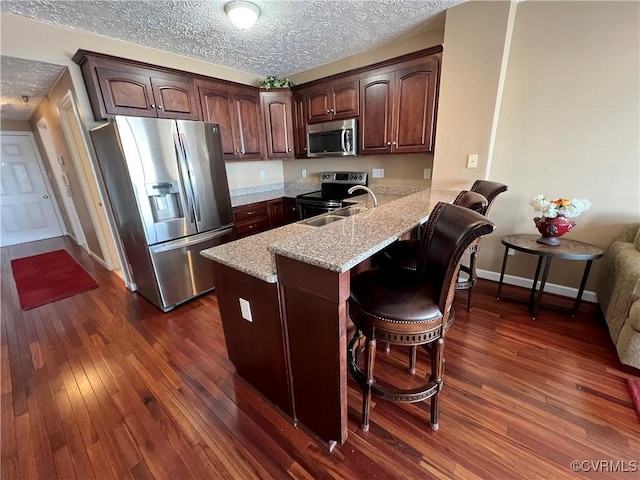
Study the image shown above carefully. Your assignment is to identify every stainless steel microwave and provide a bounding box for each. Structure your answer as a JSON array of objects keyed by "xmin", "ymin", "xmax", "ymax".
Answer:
[{"xmin": 306, "ymin": 119, "xmax": 357, "ymax": 157}]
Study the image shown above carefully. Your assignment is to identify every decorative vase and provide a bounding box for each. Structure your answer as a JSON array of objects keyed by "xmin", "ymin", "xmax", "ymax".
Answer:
[{"xmin": 533, "ymin": 215, "xmax": 575, "ymax": 246}]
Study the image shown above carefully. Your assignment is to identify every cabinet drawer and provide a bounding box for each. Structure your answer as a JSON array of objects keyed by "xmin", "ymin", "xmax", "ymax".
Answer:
[
  {"xmin": 235, "ymin": 217, "xmax": 270, "ymax": 238},
  {"xmin": 233, "ymin": 203, "xmax": 268, "ymax": 222}
]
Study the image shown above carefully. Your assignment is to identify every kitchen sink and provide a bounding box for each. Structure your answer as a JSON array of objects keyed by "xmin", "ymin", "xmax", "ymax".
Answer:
[
  {"xmin": 332, "ymin": 206, "xmax": 368, "ymax": 217},
  {"xmin": 302, "ymin": 215, "xmax": 346, "ymax": 227}
]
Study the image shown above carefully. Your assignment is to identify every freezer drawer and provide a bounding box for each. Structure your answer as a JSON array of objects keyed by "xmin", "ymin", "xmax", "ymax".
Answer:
[{"xmin": 149, "ymin": 227, "xmax": 234, "ymax": 310}]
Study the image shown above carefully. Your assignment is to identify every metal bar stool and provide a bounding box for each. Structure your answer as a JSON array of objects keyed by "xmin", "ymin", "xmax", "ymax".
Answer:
[{"xmin": 348, "ymin": 202, "xmax": 495, "ymax": 432}]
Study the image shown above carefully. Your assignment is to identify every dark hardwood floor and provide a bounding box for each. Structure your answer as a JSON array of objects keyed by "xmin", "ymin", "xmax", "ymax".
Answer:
[{"xmin": 2, "ymin": 236, "xmax": 639, "ymax": 479}]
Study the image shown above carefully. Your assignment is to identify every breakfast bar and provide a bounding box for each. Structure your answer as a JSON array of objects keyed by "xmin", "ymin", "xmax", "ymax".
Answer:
[{"xmin": 201, "ymin": 189, "xmax": 458, "ymax": 447}]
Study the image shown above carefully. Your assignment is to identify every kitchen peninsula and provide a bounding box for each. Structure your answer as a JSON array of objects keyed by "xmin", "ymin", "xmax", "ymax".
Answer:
[{"xmin": 201, "ymin": 188, "xmax": 458, "ymax": 448}]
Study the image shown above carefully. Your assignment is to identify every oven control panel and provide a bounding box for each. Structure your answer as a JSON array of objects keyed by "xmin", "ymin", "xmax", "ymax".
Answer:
[{"xmin": 320, "ymin": 171, "xmax": 368, "ymax": 185}]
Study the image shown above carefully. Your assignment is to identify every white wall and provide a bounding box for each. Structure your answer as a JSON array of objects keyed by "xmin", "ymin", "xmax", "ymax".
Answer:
[{"xmin": 435, "ymin": 0, "xmax": 640, "ymax": 292}]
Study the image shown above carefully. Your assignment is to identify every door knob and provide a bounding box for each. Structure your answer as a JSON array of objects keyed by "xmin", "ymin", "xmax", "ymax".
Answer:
[{"xmin": 43, "ymin": 194, "xmax": 49, "ymax": 199}]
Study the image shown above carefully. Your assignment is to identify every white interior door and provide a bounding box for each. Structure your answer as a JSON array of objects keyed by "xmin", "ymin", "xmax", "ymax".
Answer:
[{"xmin": 0, "ymin": 132, "xmax": 63, "ymax": 246}]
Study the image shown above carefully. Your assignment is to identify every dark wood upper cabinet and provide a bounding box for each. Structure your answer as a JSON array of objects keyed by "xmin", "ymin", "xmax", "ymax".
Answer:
[
  {"xmin": 305, "ymin": 77, "xmax": 359, "ymax": 124},
  {"xmin": 359, "ymin": 72, "xmax": 394, "ymax": 155},
  {"xmin": 198, "ymin": 80, "xmax": 264, "ymax": 161},
  {"xmin": 260, "ymin": 90, "xmax": 294, "ymax": 159},
  {"xmin": 392, "ymin": 60, "xmax": 438, "ymax": 153},
  {"xmin": 292, "ymin": 91, "xmax": 307, "ymax": 158},
  {"xmin": 359, "ymin": 56, "xmax": 440, "ymax": 155},
  {"xmin": 75, "ymin": 52, "xmax": 200, "ymax": 120}
]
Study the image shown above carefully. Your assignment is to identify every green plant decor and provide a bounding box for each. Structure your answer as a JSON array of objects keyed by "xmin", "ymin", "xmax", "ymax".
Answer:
[{"xmin": 260, "ymin": 76, "xmax": 295, "ymax": 89}]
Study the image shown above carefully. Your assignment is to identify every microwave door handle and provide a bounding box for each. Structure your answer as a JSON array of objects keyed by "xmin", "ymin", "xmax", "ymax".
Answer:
[
  {"xmin": 341, "ymin": 128, "xmax": 347, "ymax": 152},
  {"xmin": 180, "ymin": 132, "xmax": 201, "ymax": 222}
]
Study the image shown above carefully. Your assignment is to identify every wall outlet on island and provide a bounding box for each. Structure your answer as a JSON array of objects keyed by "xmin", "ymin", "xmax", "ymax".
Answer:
[
  {"xmin": 259, "ymin": 171, "xmax": 266, "ymax": 180},
  {"xmin": 423, "ymin": 168, "xmax": 431, "ymax": 179},
  {"xmin": 301, "ymin": 168, "xmax": 307, "ymax": 178},
  {"xmin": 239, "ymin": 298, "xmax": 253, "ymax": 322},
  {"xmin": 372, "ymin": 168, "xmax": 384, "ymax": 178}
]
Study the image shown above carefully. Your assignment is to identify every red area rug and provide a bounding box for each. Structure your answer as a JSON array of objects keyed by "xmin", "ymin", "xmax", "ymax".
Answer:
[
  {"xmin": 11, "ymin": 249, "xmax": 98, "ymax": 310},
  {"xmin": 629, "ymin": 378, "xmax": 640, "ymax": 422}
]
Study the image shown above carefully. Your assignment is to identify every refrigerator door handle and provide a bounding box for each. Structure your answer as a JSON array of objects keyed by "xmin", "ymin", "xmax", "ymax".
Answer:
[
  {"xmin": 173, "ymin": 131, "xmax": 196, "ymax": 224},
  {"xmin": 180, "ymin": 132, "xmax": 202, "ymax": 222},
  {"xmin": 149, "ymin": 226, "xmax": 234, "ymax": 254}
]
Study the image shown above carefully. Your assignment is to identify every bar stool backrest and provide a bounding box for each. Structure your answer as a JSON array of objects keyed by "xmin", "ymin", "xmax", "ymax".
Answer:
[
  {"xmin": 416, "ymin": 202, "xmax": 495, "ymax": 312},
  {"xmin": 470, "ymin": 180, "xmax": 508, "ymax": 215}
]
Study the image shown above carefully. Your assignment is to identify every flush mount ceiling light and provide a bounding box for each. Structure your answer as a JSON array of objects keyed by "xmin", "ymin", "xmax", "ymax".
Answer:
[{"xmin": 224, "ymin": 1, "xmax": 260, "ymax": 29}]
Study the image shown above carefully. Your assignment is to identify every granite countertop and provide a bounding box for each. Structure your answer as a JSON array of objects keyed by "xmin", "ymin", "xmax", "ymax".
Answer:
[
  {"xmin": 268, "ymin": 189, "xmax": 459, "ymax": 273},
  {"xmin": 230, "ymin": 185, "xmax": 319, "ymax": 208},
  {"xmin": 202, "ymin": 188, "xmax": 459, "ymax": 283},
  {"xmin": 201, "ymin": 223, "xmax": 316, "ymax": 283}
]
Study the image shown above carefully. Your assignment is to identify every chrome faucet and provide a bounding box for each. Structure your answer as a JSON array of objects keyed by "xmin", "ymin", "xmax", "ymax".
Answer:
[{"xmin": 347, "ymin": 185, "xmax": 378, "ymax": 207}]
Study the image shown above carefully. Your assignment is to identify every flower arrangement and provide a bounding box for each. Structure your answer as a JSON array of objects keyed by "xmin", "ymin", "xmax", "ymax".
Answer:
[
  {"xmin": 259, "ymin": 76, "xmax": 295, "ymax": 89},
  {"xmin": 530, "ymin": 195, "xmax": 592, "ymax": 219}
]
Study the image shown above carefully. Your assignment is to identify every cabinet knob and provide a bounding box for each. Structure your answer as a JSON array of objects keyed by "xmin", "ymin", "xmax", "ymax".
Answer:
[
  {"xmin": 236, "ymin": 149, "xmax": 241, "ymax": 153},
  {"xmin": 303, "ymin": 147, "xmax": 307, "ymax": 151},
  {"xmin": 241, "ymin": 150, "xmax": 245, "ymax": 154},
  {"xmin": 386, "ymin": 142, "xmax": 392, "ymax": 146},
  {"xmin": 157, "ymin": 105, "xmax": 163, "ymax": 110},
  {"xmin": 391, "ymin": 141, "xmax": 397, "ymax": 146},
  {"xmin": 330, "ymin": 109, "xmax": 335, "ymax": 113},
  {"xmin": 150, "ymin": 104, "xmax": 156, "ymax": 109},
  {"xmin": 326, "ymin": 109, "xmax": 330, "ymax": 113},
  {"xmin": 287, "ymin": 148, "xmax": 292, "ymax": 152}
]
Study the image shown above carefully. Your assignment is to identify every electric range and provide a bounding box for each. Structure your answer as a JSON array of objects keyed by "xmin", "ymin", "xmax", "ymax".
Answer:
[{"xmin": 296, "ymin": 171, "xmax": 368, "ymax": 219}]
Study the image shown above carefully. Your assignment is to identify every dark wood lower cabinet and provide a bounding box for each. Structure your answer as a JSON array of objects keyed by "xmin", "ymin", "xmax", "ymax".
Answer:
[
  {"xmin": 276, "ymin": 255, "xmax": 350, "ymax": 446},
  {"xmin": 211, "ymin": 262, "xmax": 294, "ymax": 418}
]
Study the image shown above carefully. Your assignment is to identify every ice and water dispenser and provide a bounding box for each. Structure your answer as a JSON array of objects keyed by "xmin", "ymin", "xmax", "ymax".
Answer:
[{"xmin": 145, "ymin": 181, "xmax": 184, "ymax": 223}]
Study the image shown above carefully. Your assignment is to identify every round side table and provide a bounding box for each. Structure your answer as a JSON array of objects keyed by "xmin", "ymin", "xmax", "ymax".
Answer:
[{"xmin": 496, "ymin": 234, "xmax": 603, "ymax": 319}]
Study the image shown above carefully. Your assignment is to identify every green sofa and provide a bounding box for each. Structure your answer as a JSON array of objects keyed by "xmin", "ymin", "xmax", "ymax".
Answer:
[{"xmin": 596, "ymin": 224, "xmax": 640, "ymax": 370}]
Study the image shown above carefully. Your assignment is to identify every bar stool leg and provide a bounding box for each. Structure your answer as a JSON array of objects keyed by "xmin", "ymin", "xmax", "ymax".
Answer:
[
  {"xmin": 362, "ymin": 336, "xmax": 377, "ymax": 432},
  {"xmin": 409, "ymin": 346, "xmax": 417, "ymax": 374},
  {"xmin": 429, "ymin": 338, "xmax": 445, "ymax": 431},
  {"xmin": 467, "ymin": 251, "xmax": 477, "ymax": 311}
]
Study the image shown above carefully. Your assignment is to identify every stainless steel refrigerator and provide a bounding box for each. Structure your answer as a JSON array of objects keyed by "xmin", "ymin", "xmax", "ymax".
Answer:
[{"xmin": 91, "ymin": 116, "xmax": 234, "ymax": 311}]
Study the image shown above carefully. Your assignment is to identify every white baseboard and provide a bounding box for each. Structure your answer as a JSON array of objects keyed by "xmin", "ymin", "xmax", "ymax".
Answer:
[{"xmin": 477, "ymin": 269, "xmax": 598, "ymax": 304}]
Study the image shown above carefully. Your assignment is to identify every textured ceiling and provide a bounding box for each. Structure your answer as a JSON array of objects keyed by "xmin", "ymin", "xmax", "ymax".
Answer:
[
  {"xmin": 1, "ymin": 0, "xmax": 462, "ymax": 78},
  {"xmin": 0, "ymin": 56, "xmax": 65, "ymax": 121}
]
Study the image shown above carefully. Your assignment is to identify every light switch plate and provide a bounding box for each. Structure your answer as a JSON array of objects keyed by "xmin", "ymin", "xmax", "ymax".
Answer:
[
  {"xmin": 239, "ymin": 298, "xmax": 253, "ymax": 322},
  {"xmin": 466, "ymin": 154, "xmax": 478, "ymax": 169},
  {"xmin": 372, "ymin": 168, "xmax": 384, "ymax": 178},
  {"xmin": 301, "ymin": 168, "xmax": 307, "ymax": 178},
  {"xmin": 259, "ymin": 171, "xmax": 266, "ymax": 180}
]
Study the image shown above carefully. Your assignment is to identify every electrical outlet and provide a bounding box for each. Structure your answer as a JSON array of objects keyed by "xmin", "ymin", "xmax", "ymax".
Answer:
[
  {"xmin": 372, "ymin": 168, "xmax": 384, "ymax": 178},
  {"xmin": 239, "ymin": 298, "xmax": 253, "ymax": 322},
  {"xmin": 301, "ymin": 168, "xmax": 307, "ymax": 178},
  {"xmin": 466, "ymin": 154, "xmax": 478, "ymax": 169},
  {"xmin": 507, "ymin": 248, "xmax": 515, "ymax": 256},
  {"xmin": 423, "ymin": 168, "xmax": 431, "ymax": 179},
  {"xmin": 259, "ymin": 171, "xmax": 266, "ymax": 180}
]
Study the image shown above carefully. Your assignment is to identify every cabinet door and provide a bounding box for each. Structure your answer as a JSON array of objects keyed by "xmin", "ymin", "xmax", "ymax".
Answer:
[
  {"xmin": 292, "ymin": 92, "xmax": 307, "ymax": 158},
  {"xmin": 359, "ymin": 72, "xmax": 394, "ymax": 155},
  {"xmin": 261, "ymin": 91, "xmax": 294, "ymax": 159},
  {"xmin": 283, "ymin": 197, "xmax": 299, "ymax": 223},
  {"xmin": 234, "ymin": 91, "xmax": 264, "ymax": 160},
  {"xmin": 199, "ymin": 86, "xmax": 241, "ymax": 160},
  {"xmin": 306, "ymin": 86, "xmax": 332, "ymax": 124},
  {"xmin": 96, "ymin": 67, "xmax": 157, "ymax": 117},
  {"xmin": 331, "ymin": 78, "xmax": 359, "ymax": 120},
  {"xmin": 392, "ymin": 61, "xmax": 438, "ymax": 153},
  {"xmin": 268, "ymin": 199, "xmax": 286, "ymax": 228},
  {"xmin": 151, "ymin": 75, "xmax": 200, "ymax": 120}
]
